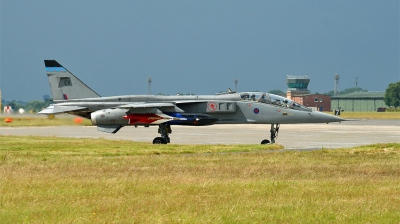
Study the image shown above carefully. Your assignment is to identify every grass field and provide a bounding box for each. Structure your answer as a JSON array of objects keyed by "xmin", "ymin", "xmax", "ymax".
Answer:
[
  {"xmin": 333, "ymin": 111, "xmax": 400, "ymax": 120},
  {"xmin": 0, "ymin": 115, "xmax": 92, "ymax": 127},
  {"xmin": 1, "ymin": 136, "xmax": 399, "ymax": 223}
]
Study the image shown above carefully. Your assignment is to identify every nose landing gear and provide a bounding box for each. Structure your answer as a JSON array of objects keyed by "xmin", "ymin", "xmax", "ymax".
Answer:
[{"xmin": 261, "ymin": 124, "xmax": 280, "ymax": 144}]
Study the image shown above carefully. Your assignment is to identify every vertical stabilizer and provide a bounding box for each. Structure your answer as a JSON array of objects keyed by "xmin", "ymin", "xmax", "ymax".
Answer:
[{"xmin": 44, "ymin": 60, "xmax": 100, "ymax": 100}]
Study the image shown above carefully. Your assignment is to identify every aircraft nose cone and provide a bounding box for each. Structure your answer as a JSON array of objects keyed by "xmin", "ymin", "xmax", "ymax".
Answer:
[{"xmin": 312, "ymin": 111, "xmax": 345, "ymax": 123}]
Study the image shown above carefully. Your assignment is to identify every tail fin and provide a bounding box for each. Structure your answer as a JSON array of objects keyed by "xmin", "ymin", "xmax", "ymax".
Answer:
[{"xmin": 44, "ymin": 60, "xmax": 100, "ymax": 100}]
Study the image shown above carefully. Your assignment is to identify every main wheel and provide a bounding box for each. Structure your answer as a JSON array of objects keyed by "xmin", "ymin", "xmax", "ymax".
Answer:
[
  {"xmin": 153, "ymin": 137, "xmax": 167, "ymax": 144},
  {"xmin": 261, "ymin": 139, "xmax": 270, "ymax": 144}
]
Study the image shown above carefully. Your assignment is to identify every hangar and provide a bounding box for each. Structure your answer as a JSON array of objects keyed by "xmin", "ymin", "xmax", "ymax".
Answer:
[{"xmin": 331, "ymin": 92, "xmax": 386, "ymax": 112}]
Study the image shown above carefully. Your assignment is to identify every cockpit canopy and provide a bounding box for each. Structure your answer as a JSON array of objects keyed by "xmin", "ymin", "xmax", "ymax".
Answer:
[{"xmin": 240, "ymin": 92, "xmax": 311, "ymax": 112}]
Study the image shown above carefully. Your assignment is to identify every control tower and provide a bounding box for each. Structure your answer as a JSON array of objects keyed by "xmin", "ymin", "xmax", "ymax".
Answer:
[{"xmin": 286, "ymin": 74, "xmax": 310, "ymax": 99}]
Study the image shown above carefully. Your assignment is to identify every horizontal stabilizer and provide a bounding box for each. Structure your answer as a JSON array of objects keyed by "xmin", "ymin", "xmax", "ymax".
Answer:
[
  {"xmin": 38, "ymin": 105, "xmax": 87, "ymax": 114},
  {"xmin": 97, "ymin": 125, "xmax": 123, "ymax": 134}
]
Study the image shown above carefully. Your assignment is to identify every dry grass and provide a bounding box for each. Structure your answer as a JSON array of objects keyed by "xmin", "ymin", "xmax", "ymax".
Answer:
[
  {"xmin": 0, "ymin": 115, "xmax": 92, "ymax": 127},
  {"xmin": 332, "ymin": 111, "xmax": 400, "ymax": 119},
  {"xmin": 0, "ymin": 136, "xmax": 399, "ymax": 223}
]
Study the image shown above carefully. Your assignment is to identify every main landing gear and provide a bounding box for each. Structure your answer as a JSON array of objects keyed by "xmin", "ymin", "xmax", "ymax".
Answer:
[
  {"xmin": 261, "ymin": 124, "xmax": 280, "ymax": 144},
  {"xmin": 153, "ymin": 123, "xmax": 280, "ymax": 145},
  {"xmin": 153, "ymin": 123, "xmax": 171, "ymax": 144}
]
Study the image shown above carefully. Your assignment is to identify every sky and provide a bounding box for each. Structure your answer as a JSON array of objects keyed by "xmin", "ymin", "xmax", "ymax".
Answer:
[{"xmin": 1, "ymin": 0, "xmax": 399, "ymax": 102}]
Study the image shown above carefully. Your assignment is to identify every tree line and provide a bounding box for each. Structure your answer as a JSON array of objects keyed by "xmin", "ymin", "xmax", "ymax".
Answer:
[
  {"xmin": 3, "ymin": 98, "xmax": 53, "ymax": 113},
  {"xmin": 267, "ymin": 87, "xmax": 368, "ymax": 96}
]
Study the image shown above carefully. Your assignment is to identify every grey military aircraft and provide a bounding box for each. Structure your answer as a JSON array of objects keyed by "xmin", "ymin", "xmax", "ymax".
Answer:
[{"xmin": 39, "ymin": 60, "xmax": 345, "ymax": 144}]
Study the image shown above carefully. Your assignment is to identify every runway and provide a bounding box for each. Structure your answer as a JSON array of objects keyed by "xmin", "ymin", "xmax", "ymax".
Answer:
[{"xmin": 0, "ymin": 119, "xmax": 399, "ymax": 149}]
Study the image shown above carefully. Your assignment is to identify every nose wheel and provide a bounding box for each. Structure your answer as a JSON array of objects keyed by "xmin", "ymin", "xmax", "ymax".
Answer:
[
  {"xmin": 153, "ymin": 124, "xmax": 171, "ymax": 144},
  {"xmin": 261, "ymin": 124, "xmax": 280, "ymax": 144},
  {"xmin": 261, "ymin": 139, "xmax": 270, "ymax": 144},
  {"xmin": 153, "ymin": 137, "xmax": 168, "ymax": 144}
]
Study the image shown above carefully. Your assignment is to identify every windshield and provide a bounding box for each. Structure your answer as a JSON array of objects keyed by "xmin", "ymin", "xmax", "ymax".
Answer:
[{"xmin": 240, "ymin": 92, "xmax": 312, "ymax": 112}]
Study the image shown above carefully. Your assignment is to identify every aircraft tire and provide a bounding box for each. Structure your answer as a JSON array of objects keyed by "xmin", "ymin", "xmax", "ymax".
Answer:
[
  {"xmin": 153, "ymin": 137, "xmax": 167, "ymax": 144},
  {"xmin": 261, "ymin": 139, "xmax": 270, "ymax": 144}
]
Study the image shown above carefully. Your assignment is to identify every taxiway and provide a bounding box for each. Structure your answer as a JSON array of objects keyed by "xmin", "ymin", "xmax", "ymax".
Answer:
[{"xmin": 1, "ymin": 119, "xmax": 399, "ymax": 149}]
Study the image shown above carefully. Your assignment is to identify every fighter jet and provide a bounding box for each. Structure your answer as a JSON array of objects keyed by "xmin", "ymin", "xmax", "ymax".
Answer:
[{"xmin": 39, "ymin": 60, "xmax": 345, "ymax": 144}]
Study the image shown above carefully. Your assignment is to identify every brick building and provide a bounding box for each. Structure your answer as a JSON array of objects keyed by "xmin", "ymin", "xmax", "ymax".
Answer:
[{"xmin": 291, "ymin": 94, "xmax": 331, "ymax": 111}]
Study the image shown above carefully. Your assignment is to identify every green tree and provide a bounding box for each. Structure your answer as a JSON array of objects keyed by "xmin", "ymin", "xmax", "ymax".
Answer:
[
  {"xmin": 384, "ymin": 82, "xmax": 400, "ymax": 108},
  {"xmin": 268, "ymin": 89, "xmax": 285, "ymax": 95},
  {"xmin": 323, "ymin": 87, "xmax": 368, "ymax": 96},
  {"xmin": 6, "ymin": 101, "xmax": 25, "ymax": 112},
  {"xmin": 323, "ymin": 90, "xmax": 335, "ymax": 96},
  {"xmin": 340, "ymin": 87, "xmax": 367, "ymax": 95},
  {"xmin": 176, "ymin": 93, "xmax": 195, "ymax": 95},
  {"xmin": 7, "ymin": 102, "xmax": 17, "ymax": 110},
  {"xmin": 25, "ymin": 100, "xmax": 52, "ymax": 113},
  {"xmin": 44, "ymin": 98, "xmax": 53, "ymax": 106}
]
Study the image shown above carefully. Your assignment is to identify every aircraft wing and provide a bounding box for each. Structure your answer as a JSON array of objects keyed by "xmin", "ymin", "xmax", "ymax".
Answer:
[
  {"xmin": 38, "ymin": 105, "xmax": 87, "ymax": 114},
  {"xmin": 175, "ymin": 100, "xmax": 212, "ymax": 104},
  {"xmin": 118, "ymin": 102, "xmax": 185, "ymax": 113},
  {"xmin": 174, "ymin": 100, "xmax": 236, "ymax": 104}
]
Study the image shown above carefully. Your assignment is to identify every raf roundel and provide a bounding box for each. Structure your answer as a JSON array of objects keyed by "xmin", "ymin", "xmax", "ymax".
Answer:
[
  {"xmin": 254, "ymin": 108, "xmax": 260, "ymax": 114},
  {"xmin": 207, "ymin": 102, "xmax": 217, "ymax": 111}
]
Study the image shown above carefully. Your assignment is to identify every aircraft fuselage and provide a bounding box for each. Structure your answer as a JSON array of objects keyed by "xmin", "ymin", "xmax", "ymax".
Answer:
[{"xmin": 52, "ymin": 93, "xmax": 342, "ymax": 125}]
